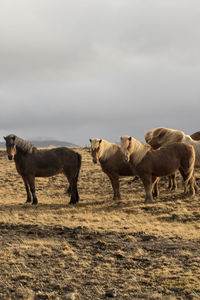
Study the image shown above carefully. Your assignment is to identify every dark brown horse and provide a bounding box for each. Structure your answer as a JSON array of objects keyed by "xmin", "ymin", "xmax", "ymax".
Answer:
[
  {"xmin": 89, "ymin": 138, "xmax": 135, "ymax": 200},
  {"xmin": 4, "ymin": 134, "xmax": 81, "ymax": 205},
  {"xmin": 190, "ymin": 131, "xmax": 200, "ymax": 141},
  {"xmin": 121, "ymin": 136, "xmax": 195, "ymax": 203}
]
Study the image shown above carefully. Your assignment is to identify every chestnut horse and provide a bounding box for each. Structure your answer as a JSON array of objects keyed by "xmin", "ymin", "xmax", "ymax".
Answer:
[
  {"xmin": 4, "ymin": 134, "xmax": 81, "ymax": 205},
  {"xmin": 146, "ymin": 127, "xmax": 200, "ymax": 168},
  {"xmin": 145, "ymin": 128, "xmax": 200, "ymax": 190},
  {"xmin": 120, "ymin": 136, "xmax": 195, "ymax": 203},
  {"xmin": 89, "ymin": 138, "xmax": 136, "ymax": 200}
]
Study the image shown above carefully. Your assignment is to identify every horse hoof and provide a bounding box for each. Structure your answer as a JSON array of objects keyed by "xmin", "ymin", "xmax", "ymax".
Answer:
[
  {"xmin": 69, "ymin": 201, "xmax": 77, "ymax": 205},
  {"xmin": 113, "ymin": 196, "xmax": 121, "ymax": 200},
  {"xmin": 145, "ymin": 199, "xmax": 154, "ymax": 204}
]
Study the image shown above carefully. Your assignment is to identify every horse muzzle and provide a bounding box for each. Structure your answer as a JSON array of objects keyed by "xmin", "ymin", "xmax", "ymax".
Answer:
[
  {"xmin": 8, "ymin": 155, "xmax": 13, "ymax": 160},
  {"xmin": 123, "ymin": 152, "xmax": 130, "ymax": 163},
  {"xmin": 92, "ymin": 158, "xmax": 97, "ymax": 164}
]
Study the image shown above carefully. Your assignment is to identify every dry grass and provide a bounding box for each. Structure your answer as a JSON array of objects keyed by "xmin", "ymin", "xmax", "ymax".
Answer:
[{"xmin": 0, "ymin": 148, "xmax": 200, "ymax": 299}]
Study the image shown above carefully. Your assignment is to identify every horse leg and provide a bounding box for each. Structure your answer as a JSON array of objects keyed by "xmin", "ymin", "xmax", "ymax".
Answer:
[
  {"xmin": 140, "ymin": 175, "xmax": 153, "ymax": 203},
  {"xmin": 70, "ymin": 180, "xmax": 79, "ymax": 204},
  {"xmin": 66, "ymin": 185, "xmax": 72, "ymax": 195},
  {"xmin": 188, "ymin": 175, "xmax": 195, "ymax": 196},
  {"xmin": 152, "ymin": 177, "xmax": 159, "ymax": 199},
  {"xmin": 179, "ymin": 167, "xmax": 195, "ymax": 196},
  {"xmin": 65, "ymin": 173, "xmax": 79, "ymax": 204},
  {"xmin": 194, "ymin": 176, "xmax": 199, "ymax": 194},
  {"xmin": 168, "ymin": 174, "xmax": 177, "ymax": 190},
  {"xmin": 27, "ymin": 175, "xmax": 38, "ymax": 205},
  {"xmin": 107, "ymin": 173, "xmax": 121, "ymax": 200},
  {"xmin": 22, "ymin": 175, "xmax": 32, "ymax": 203}
]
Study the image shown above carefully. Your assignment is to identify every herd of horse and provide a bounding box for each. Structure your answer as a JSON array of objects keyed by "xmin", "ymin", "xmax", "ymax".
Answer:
[{"xmin": 4, "ymin": 128, "xmax": 200, "ymax": 205}]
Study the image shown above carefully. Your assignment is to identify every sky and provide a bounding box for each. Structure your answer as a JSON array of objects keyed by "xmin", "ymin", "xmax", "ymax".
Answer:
[{"xmin": 1, "ymin": 0, "xmax": 200, "ymax": 146}]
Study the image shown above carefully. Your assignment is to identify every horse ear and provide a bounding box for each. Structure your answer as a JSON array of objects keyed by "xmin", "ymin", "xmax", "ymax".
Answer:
[
  {"xmin": 3, "ymin": 136, "xmax": 6, "ymax": 141},
  {"xmin": 99, "ymin": 139, "xmax": 102, "ymax": 144},
  {"xmin": 89, "ymin": 139, "xmax": 92, "ymax": 143},
  {"xmin": 128, "ymin": 136, "xmax": 131, "ymax": 141}
]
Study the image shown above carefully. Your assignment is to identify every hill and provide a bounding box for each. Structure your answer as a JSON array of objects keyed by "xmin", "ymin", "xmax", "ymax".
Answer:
[{"xmin": 0, "ymin": 139, "xmax": 78, "ymax": 148}]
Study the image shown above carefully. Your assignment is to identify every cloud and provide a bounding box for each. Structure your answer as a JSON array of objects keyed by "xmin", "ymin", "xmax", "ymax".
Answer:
[{"xmin": 0, "ymin": 0, "xmax": 200, "ymax": 144}]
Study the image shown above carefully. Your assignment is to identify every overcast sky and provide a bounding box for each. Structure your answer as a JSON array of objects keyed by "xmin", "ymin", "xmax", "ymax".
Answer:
[{"xmin": 0, "ymin": 0, "xmax": 200, "ymax": 145}]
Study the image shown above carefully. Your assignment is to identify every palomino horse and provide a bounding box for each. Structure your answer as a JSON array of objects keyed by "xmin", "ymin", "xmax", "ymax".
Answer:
[
  {"xmin": 4, "ymin": 134, "xmax": 81, "ymax": 205},
  {"xmin": 89, "ymin": 138, "xmax": 136, "ymax": 200},
  {"xmin": 120, "ymin": 136, "xmax": 195, "ymax": 203}
]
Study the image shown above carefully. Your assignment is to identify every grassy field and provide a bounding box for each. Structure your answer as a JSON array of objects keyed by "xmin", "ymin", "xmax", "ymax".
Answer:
[{"xmin": 0, "ymin": 147, "xmax": 200, "ymax": 299}]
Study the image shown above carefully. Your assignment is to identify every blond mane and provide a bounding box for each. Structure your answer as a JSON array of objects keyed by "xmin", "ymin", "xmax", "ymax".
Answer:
[
  {"xmin": 121, "ymin": 136, "xmax": 150, "ymax": 165},
  {"xmin": 90, "ymin": 138, "xmax": 119, "ymax": 161},
  {"xmin": 151, "ymin": 127, "xmax": 185, "ymax": 144}
]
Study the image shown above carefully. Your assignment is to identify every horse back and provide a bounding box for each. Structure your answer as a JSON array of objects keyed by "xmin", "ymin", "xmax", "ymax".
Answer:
[{"xmin": 138, "ymin": 143, "xmax": 194, "ymax": 177}]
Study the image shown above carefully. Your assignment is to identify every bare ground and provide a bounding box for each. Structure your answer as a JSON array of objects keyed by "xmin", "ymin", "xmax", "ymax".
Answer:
[{"xmin": 0, "ymin": 148, "xmax": 200, "ymax": 299}]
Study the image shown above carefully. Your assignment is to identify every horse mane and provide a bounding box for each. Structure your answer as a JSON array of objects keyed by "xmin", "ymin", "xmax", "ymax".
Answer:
[
  {"xmin": 121, "ymin": 136, "xmax": 150, "ymax": 164},
  {"xmin": 91, "ymin": 138, "xmax": 119, "ymax": 161},
  {"xmin": 12, "ymin": 135, "xmax": 36, "ymax": 154},
  {"xmin": 150, "ymin": 127, "xmax": 185, "ymax": 144},
  {"xmin": 130, "ymin": 137, "xmax": 151, "ymax": 164}
]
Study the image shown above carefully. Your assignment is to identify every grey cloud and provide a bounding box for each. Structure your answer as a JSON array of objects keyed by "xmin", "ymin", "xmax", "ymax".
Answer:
[{"xmin": 0, "ymin": 0, "xmax": 200, "ymax": 145}]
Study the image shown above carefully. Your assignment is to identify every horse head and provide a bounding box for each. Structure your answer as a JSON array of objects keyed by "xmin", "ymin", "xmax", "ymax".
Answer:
[
  {"xmin": 89, "ymin": 138, "xmax": 102, "ymax": 163},
  {"xmin": 120, "ymin": 136, "xmax": 132, "ymax": 162},
  {"xmin": 4, "ymin": 134, "xmax": 17, "ymax": 160}
]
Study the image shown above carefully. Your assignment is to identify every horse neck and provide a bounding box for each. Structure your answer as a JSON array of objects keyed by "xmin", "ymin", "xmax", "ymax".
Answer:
[
  {"xmin": 15, "ymin": 136, "xmax": 35, "ymax": 154},
  {"xmin": 99, "ymin": 141, "xmax": 118, "ymax": 161},
  {"xmin": 129, "ymin": 139, "xmax": 150, "ymax": 164}
]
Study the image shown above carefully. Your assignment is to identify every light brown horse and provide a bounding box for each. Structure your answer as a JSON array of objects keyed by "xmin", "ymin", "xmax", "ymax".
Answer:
[
  {"xmin": 120, "ymin": 136, "xmax": 195, "ymax": 203},
  {"xmin": 4, "ymin": 134, "xmax": 81, "ymax": 205},
  {"xmin": 89, "ymin": 138, "xmax": 136, "ymax": 200}
]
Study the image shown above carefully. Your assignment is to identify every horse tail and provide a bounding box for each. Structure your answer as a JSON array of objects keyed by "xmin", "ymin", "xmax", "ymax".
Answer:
[
  {"xmin": 75, "ymin": 152, "xmax": 82, "ymax": 183},
  {"xmin": 183, "ymin": 145, "xmax": 195, "ymax": 195}
]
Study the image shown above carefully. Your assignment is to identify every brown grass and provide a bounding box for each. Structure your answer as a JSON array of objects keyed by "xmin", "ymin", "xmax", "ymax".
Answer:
[{"xmin": 0, "ymin": 148, "xmax": 200, "ymax": 299}]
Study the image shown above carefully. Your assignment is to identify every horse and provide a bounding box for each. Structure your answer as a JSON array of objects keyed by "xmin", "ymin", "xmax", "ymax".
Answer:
[
  {"xmin": 4, "ymin": 134, "xmax": 81, "ymax": 205},
  {"xmin": 145, "ymin": 129, "xmax": 178, "ymax": 190},
  {"xmin": 120, "ymin": 136, "xmax": 195, "ymax": 203},
  {"xmin": 145, "ymin": 127, "xmax": 200, "ymax": 190},
  {"xmin": 146, "ymin": 127, "xmax": 200, "ymax": 167},
  {"xmin": 190, "ymin": 131, "xmax": 200, "ymax": 141},
  {"xmin": 89, "ymin": 138, "xmax": 136, "ymax": 200}
]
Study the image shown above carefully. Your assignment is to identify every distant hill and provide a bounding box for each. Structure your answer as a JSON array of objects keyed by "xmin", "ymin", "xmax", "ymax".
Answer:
[{"xmin": 0, "ymin": 139, "xmax": 79, "ymax": 149}]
